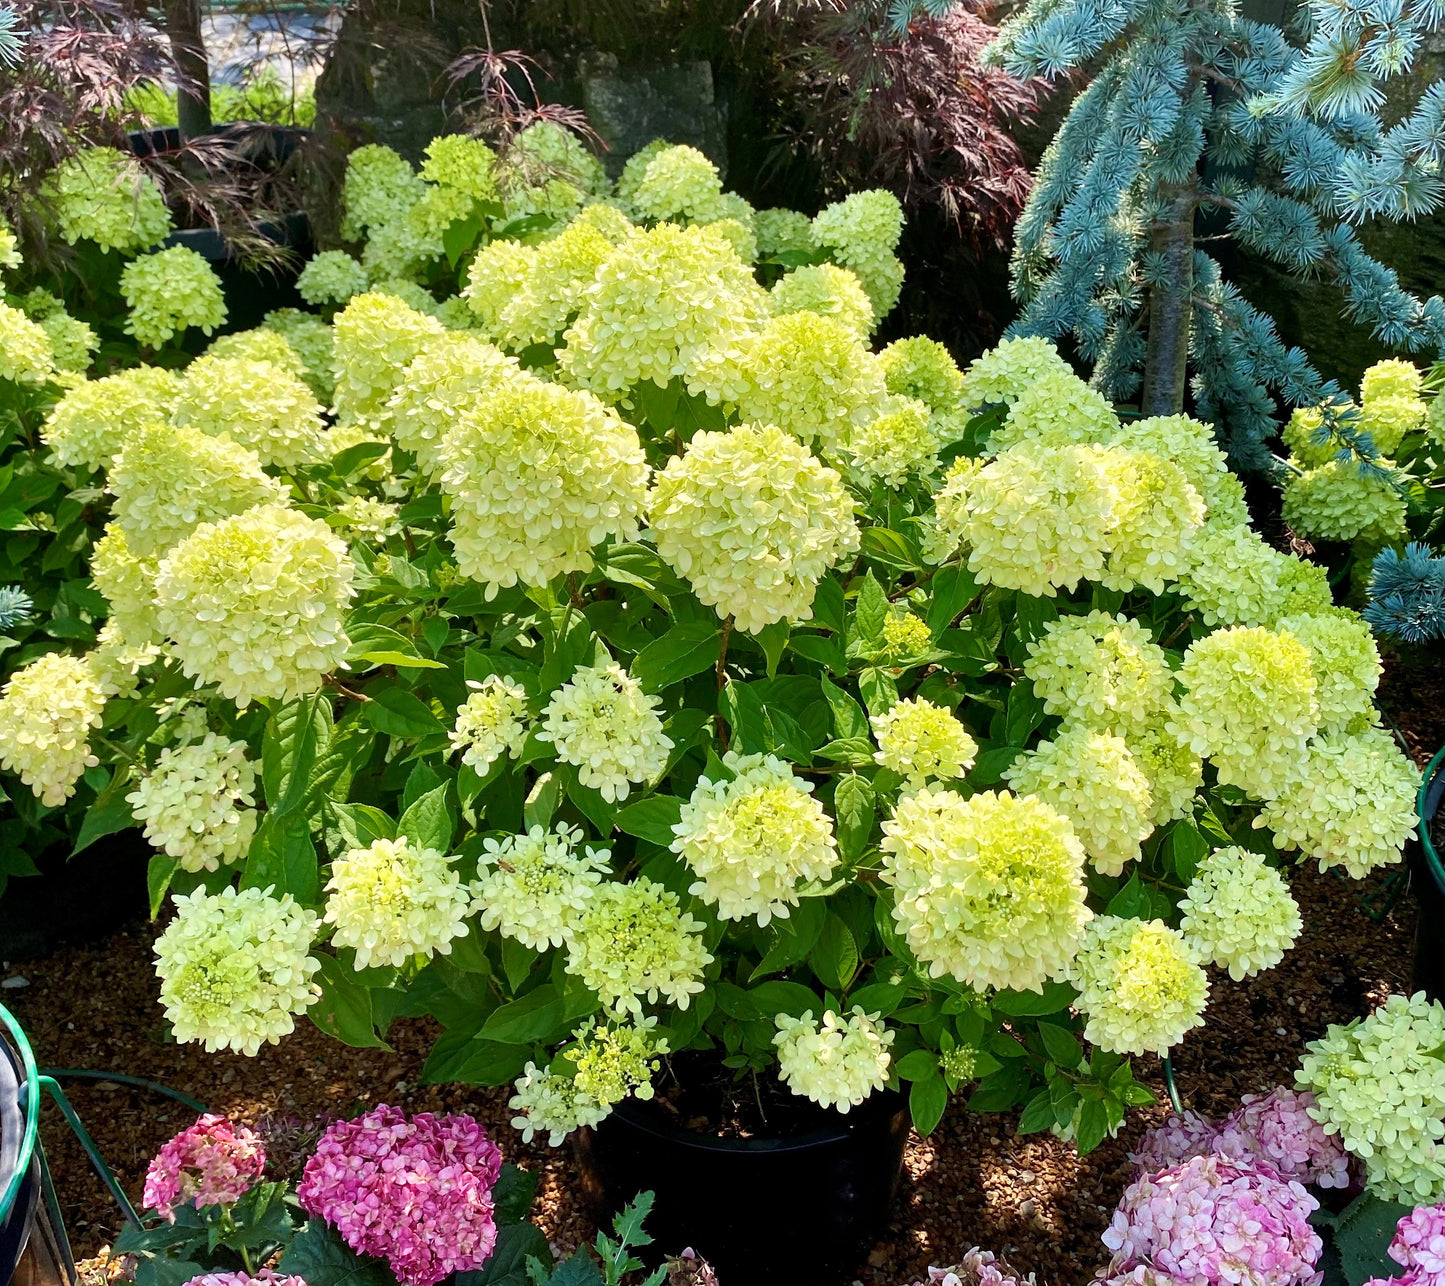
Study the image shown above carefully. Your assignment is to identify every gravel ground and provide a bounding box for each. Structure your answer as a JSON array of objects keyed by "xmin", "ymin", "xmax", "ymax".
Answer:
[{"xmin": 1, "ymin": 678, "xmax": 1432, "ymax": 1286}]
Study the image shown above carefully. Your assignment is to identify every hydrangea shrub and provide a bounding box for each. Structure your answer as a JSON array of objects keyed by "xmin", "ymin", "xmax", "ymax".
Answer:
[{"xmin": 0, "ymin": 135, "xmax": 1424, "ymax": 1157}]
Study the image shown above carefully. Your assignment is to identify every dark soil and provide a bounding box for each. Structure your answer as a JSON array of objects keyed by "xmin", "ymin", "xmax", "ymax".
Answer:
[{"xmin": 649, "ymin": 1050, "xmax": 833, "ymax": 1140}]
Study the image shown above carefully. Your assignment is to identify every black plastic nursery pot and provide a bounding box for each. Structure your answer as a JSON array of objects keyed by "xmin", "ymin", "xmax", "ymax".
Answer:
[
  {"xmin": 572, "ymin": 1088, "xmax": 911, "ymax": 1285},
  {"xmin": 1413, "ymin": 745, "xmax": 1445, "ymax": 1003},
  {"xmin": 126, "ymin": 124, "xmax": 314, "ymax": 331},
  {"xmin": 0, "ymin": 1007, "xmax": 75, "ymax": 1286}
]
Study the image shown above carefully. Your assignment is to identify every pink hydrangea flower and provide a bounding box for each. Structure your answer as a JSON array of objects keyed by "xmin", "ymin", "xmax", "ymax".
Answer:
[
  {"xmin": 1216, "ymin": 1089, "xmax": 1353, "ymax": 1190},
  {"xmin": 297, "ymin": 1104, "xmax": 503, "ymax": 1286},
  {"xmin": 1100, "ymin": 1154, "xmax": 1324, "ymax": 1286},
  {"xmin": 901, "ymin": 1249, "xmax": 1036, "ymax": 1286},
  {"xmin": 182, "ymin": 1274, "xmax": 307, "ymax": 1286},
  {"xmin": 143, "ymin": 1115, "xmax": 266, "ymax": 1221},
  {"xmin": 1390, "ymin": 1204, "xmax": 1445, "ymax": 1279},
  {"xmin": 1129, "ymin": 1109, "xmax": 1221, "ymax": 1176}
]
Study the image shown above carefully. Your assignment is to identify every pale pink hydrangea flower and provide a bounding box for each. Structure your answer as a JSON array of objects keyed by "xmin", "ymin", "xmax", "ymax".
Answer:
[
  {"xmin": 1216, "ymin": 1089, "xmax": 1353, "ymax": 1190},
  {"xmin": 142, "ymin": 1114, "xmax": 266, "ymax": 1221},
  {"xmin": 182, "ymin": 1273, "xmax": 307, "ymax": 1286},
  {"xmin": 1128, "ymin": 1109, "xmax": 1220, "ymax": 1176},
  {"xmin": 297, "ymin": 1104, "xmax": 503, "ymax": 1286},
  {"xmin": 904, "ymin": 1248, "xmax": 1036, "ymax": 1286},
  {"xmin": 1389, "ymin": 1204, "xmax": 1445, "ymax": 1279},
  {"xmin": 1100, "ymin": 1154, "xmax": 1324, "ymax": 1286}
]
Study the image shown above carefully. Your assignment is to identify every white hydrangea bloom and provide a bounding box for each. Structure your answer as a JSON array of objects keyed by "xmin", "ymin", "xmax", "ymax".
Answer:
[
  {"xmin": 171, "ymin": 354, "xmax": 327, "ymax": 471},
  {"xmin": 0, "ymin": 652, "xmax": 105, "ymax": 806},
  {"xmin": 126, "ymin": 732, "xmax": 257, "ymax": 873},
  {"xmin": 324, "ymin": 836, "xmax": 472, "ymax": 969},
  {"xmin": 773, "ymin": 1008, "xmax": 894, "ymax": 1112},
  {"xmin": 509, "ymin": 1061, "xmax": 611, "ymax": 1146},
  {"xmin": 1177, "ymin": 523, "xmax": 1283, "ymax": 628},
  {"xmin": 537, "ymin": 662, "xmax": 672, "ymax": 803},
  {"xmin": 649, "ymin": 423, "xmax": 860, "ymax": 634},
  {"xmin": 1124, "ymin": 712, "xmax": 1205, "ymax": 826},
  {"xmin": 472, "ymin": 823, "xmax": 611, "ymax": 950},
  {"xmin": 846, "ymin": 397, "xmax": 940, "ymax": 488},
  {"xmin": 670, "ymin": 750, "xmax": 839, "ymax": 925},
  {"xmin": 871, "ymin": 697, "xmax": 978, "ymax": 788},
  {"xmin": 41, "ymin": 366, "xmax": 180, "ymax": 472},
  {"xmin": 1024, "ymin": 612, "xmax": 1172, "ymax": 737},
  {"xmin": 1275, "ymin": 610, "xmax": 1381, "ymax": 734},
  {"xmin": 450, "ymin": 675, "xmax": 530, "ymax": 775},
  {"xmin": 90, "ymin": 523, "xmax": 160, "ymax": 645},
  {"xmin": 154, "ymin": 504, "xmax": 355, "ymax": 707},
  {"xmin": 1179, "ymin": 846, "xmax": 1302, "ymax": 981},
  {"xmin": 1099, "ymin": 450, "xmax": 1205, "ymax": 593},
  {"xmin": 154, "ymin": 886, "xmax": 321, "ymax": 1056}
]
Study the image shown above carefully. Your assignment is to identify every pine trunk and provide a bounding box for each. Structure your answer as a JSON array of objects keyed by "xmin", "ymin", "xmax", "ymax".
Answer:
[
  {"xmin": 1141, "ymin": 189, "xmax": 1195, "ymax": 415},
  {"xmin": 164, "ymin": 0, "xmax": 212, "ymax": 144}
]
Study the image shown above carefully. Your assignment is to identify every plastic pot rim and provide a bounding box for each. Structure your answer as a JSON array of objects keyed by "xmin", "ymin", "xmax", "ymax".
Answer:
[{"xmin": 1418, "ymin": 744, "xmax": 1445, "ymax": 896}]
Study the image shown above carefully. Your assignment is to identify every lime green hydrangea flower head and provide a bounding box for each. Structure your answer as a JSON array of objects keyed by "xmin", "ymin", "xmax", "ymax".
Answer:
[
  {"xmin": 565, "ymin": 1018, "xmax": 667, "ymax": 1113},
  {"xmin": 950, "ymin": 443, "xmax": 1117, "ymax": 597},
  {"xmin": 1124, "ymin": 712, "xmax": 1205, "ymax": 826},
  {"xmin": 616, "ymin": 140, "xmax": 672, "ymax": 205},
  {"xmin": 361, "ymin": 184, "xmax": 474, "ymax": 282},
  {"xmin": 769, "ymin": 264, "xmax": 875, "ymax": 337},
  {"xmin": 449, "ymin": 674, "xmax": 530, "ymax": 776},
  {"xmin": 736, "ymin": 311, "xmax": 888, "ymax": 453},
  {"xmin": 538, "ymin": 661, "xmax": 672, "ymax": 803},
  {"xmin": 960, "ymin": 335, "xmax": 1073, "ymax": 409},
  {"xmin": 671, "ymin": 750, "xmax": 838, "ymax": 925},
  {"xmin": 628, "ymin": 144, "xmax": 729, "ymax": 223},
  {"xmin": 324, "ymin": 835, "xmax": 472, "ymax": 970},
  {"xmin": 774, "ymin": 1008, "xmax": 894, "ymax": 1112},
  {"xmin": 1273, "ymin": 553, "xmax": 1335, "ymax": 619},
  {"xmin": 1005, "ymin": 725, "xmax": 1154, "ymax": 877},
  {"xmin": 561, "ymin": 222, "xmax": 768, "ymax": 402},
  {"xmin": 1171, "ymin": 626, "xmax": 1319, "ymax": 800},
  {"xmin": 297, "ymin": 250, "xmax": 369, "ymax": 307},
  {"xmin": 1274, "ymin": 610, "xmax": 1380, "ymax": 733},
  {"xmin": 1179, "ymin": 846, "xmax": 1301, "ymax": 981},
  {"xmin": 473, "ymin": 823, "xmax": 611, "ymax": 951},
  {"xmin": 1024, "ymin": 611, "xmax": 1172, "ymax": 736},
  {"xmin": 753, "ymin": 207, "xmax": 816, "ymax": 257},
  {"xmin": 0, "ymin": 216, "xmax": 20, "ymax": 270},
  {"xmin": 649, "ymin": 423, "xmax": 860, "ymax": 634},
  {"xmin": 437, "ymin": 374, "xmax": 648, "ymax": 595},
  {"xmin": 508, "ymin": 120, "xmax": 608, "ymax": 197},
  {"xmin": 126, "ymin": 732, "xmax": 257, "ymax": 874},
  {"xmin": 1297, "ymin": 993, "xmax": 1445, "ymax": 1203},
  {"xmin": 879, "ymin": 336, "xmax": 965, "ymax": 410},
  {"xmin": 846, "ymin": 397, "xmax": 939, "ymax": 487},
  {"xmin": 467, "ymin": 220, "xmax": 614, "ymax": 350},
  {"xmin": 1260, "ymin": 726, "xmax": 1420, "ymax": 879},
  {"xmin": 109, "ymin": 422, "xmax": 288, "ymax": 558},
  {"xmin": 1361, "ymin": 358, "xmax": 1423, "ymax": 403},
  {"xmin": 387, "ymin": 333, "xmax": 521, "ymax": 475},
  {"xmin": 420, "ymin": 133, "xmax": 499, "ymax": 200},
  {"xmin": 331, "ymin": 291, "xmax": 446, "ymax": 427},
  {"xmin": 35, "ymin": 309, "xmax": 98, "ymax": 374},
  {"xmin": 173, "ymin": 353, "xmax": 327, "ymax": 470},
  {"xmin": 1359, "ymin": 395, "xmax": 1425, "ymax": 455},
  {"xmin": 987, "ymin": 368, "xmax": 1120, "ymax": 454},
  {"xmin": 154, "ymin": 885, "xmax": 321, "ymax": 1056},
  {"xmin": 121, "ymin": 246, "xmax": 227, "ymax": 347},
  {"xmin": 91, "ymin": 523, "xmax": 159, "ymax": 645},
  {"xmin": 1100, "ymin": 450, "xmax": 1205, "ymax": 593},
  {"xmin": 0, "ymin": 651, "xmax": 105, "ymax": 806},
  {"xmin": 811, "ymin": 189, "xmax": 905, "ymax": 318},
  {"xmin": 565, "ymin": 877, "xmax": 713, "ymax": 1016},
  {"xmin": 463, "ymin": 238, "xmax": 535, "ymax": 335},
  {"xmin": 567, "ymin": 201, "xmax": 635, "ymax": 244},
  {"xmin": 86, "ymin": 620, "xmax": 160, "ymax": 701},
  {"xmin": 1282, "ymin": 407, "xmax": 1339, "ymax": 469},
  {"xmin": 871, "ymin": 697, "xmax": 978, "ymax": 788},
  {"xmin": 261, "ymin": 309, "xmax": 337, "ymax": 401},
  {"xmin": 1069, "ymin": 916, "xmax": 1208, "ymax": 1056},
  {"xmin": 1114, "ymin": 413, "xmax": 1240, "ymax": 523},
  {"xmin": 1177, "ymin": 523, "xmax": 1282, "ymax": 628},
  {"xmin": 340, "ymin": 144, "xmax": 426, "ymax": 241},
  {"xmin": 0, "ymin": 301, "xmax": 54, "ymax": 383},
  {"xmin": 880, "ymin": 788, "xmax": 1091, "ymax": 992},
  {"xmin": 334, "ymin": 496, "xmax": 399, "ymax": 544},
  {"xmin": 1282, "ymin": 461, "xmax": 1407, "ymax": 543},
  {"xmin": 882, "ymin": 612, "xmax": 934, "ymax": 659},
  {"xmin": 45, "ymin": 147, "xmax": 172, "ymax": 252},
  {"xmin": 154, "ymin": 503, "xmax": 355, "ymax": 707},
  {"xmin": 509, "ymin": 1062, "xmax": 611, "ymax": 1146}
]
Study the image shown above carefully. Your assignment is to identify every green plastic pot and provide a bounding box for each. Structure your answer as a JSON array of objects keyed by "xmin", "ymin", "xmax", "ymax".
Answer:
[{"xmin": 1414, "ymin": 746, "xmax": 1445, "ymax": 1003}]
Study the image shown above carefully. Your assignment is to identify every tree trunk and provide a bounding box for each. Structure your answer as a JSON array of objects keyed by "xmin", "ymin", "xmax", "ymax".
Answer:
[
  {"xmin": 1141, "ymin": 188, "xmax": 1195, "ymax": 416},
  {"xmin": 164, "ymin": 0, "xmax": 211, "ymax": 143}
]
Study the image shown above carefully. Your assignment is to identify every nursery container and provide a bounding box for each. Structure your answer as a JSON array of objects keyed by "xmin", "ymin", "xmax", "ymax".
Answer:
[
  {"xmin": 572, "ymin": 1088, "xmax": 911, "ymax": 1284},
  {"xmin": 1413, "ymin": 745, "xmax": 1445, "ymax": 1003},
  {"xmin": 0, "ymin": 1006, "xmax": 75, "ymax": 1286},
  {"xmin": 127, "ymin": 124, "xmax": 313, "ymax": 330}
]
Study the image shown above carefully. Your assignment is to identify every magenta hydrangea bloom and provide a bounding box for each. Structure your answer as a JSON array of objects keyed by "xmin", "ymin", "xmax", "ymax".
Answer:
[
  {"xmin": 142, "ymin": 1114, "xmax": 266, "ymax": 1221},
  {"xmin": 297, "ymin": 1104, "xmax": 503, "ymax": 1286},
  {"xmin": 1390, "ymin": 1204, "xmax": 1445, "ymax": 1278},
  {"xmin": 1129, "ymin": 1109, "xmax": 1221, "ymax": 1176},
  {"xmin": 182, "ymin": 1273, "xmax": 308, "ymax": 1286},
  {"xmin": 1216, "ymin": 1089, "xmax": 1353, "ymax": 1190},
  {"xmin": 1101, "ymin": 1154, "xmax": 1324, "ymax": 1286}
]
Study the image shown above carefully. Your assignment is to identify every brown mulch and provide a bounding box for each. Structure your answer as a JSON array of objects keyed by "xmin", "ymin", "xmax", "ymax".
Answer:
[{"xmin": 2, "ymin": 662, "xmax": 1434, "ymax": 1286}]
